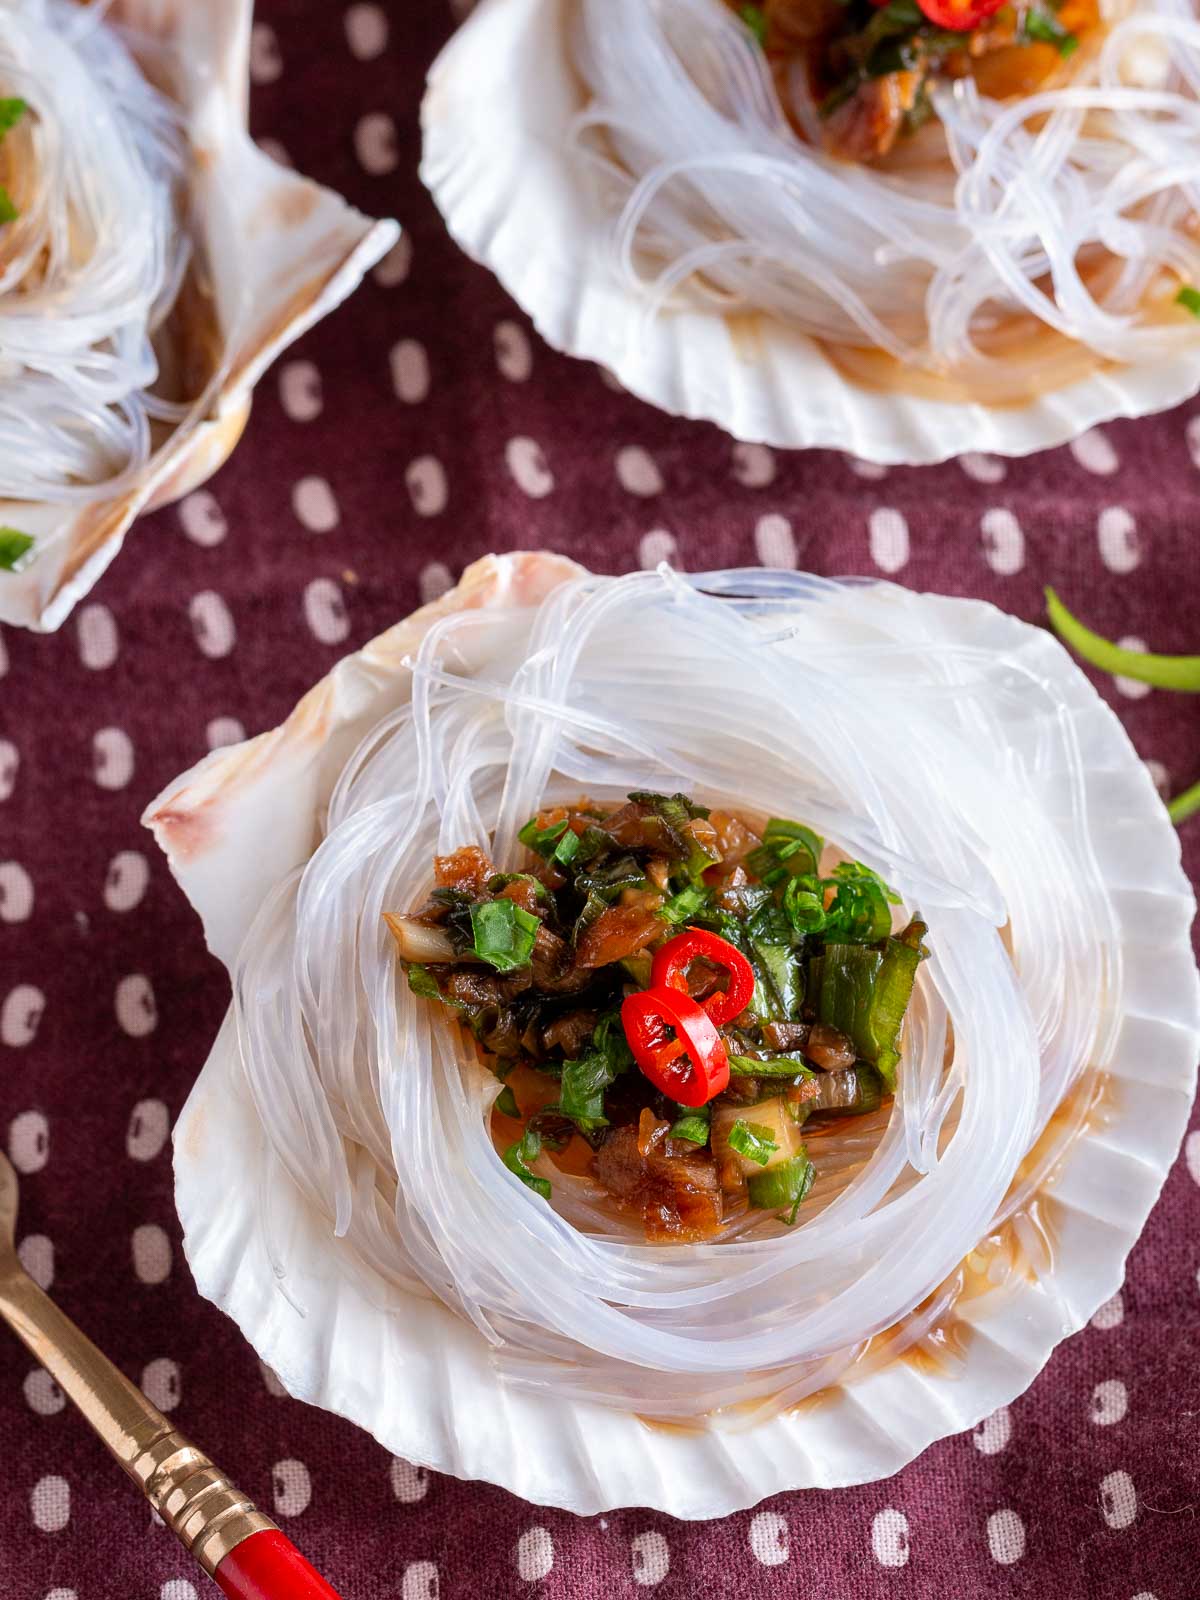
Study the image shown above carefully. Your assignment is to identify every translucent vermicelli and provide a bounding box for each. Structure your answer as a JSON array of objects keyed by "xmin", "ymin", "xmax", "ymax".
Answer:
[
  {"xmin": 570, "ymin": 0, "xmax": 1200, "ymax": 399},
  {"xmin": 232, "ymin": 569, "xmax": 1121, "ymax": 1419},
  {"xmin": 0, "ymin": 0, "xmax": 189, "ymax": 502}
]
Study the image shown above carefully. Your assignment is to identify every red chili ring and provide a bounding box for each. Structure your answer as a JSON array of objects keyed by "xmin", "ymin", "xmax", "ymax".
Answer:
[
  {"xmin": 621, "ymin": 987, "xmax": 730, "ymax": 1108},
  {"xmin": 650, "ymin": 928, "xmax": 755, "ymax": 1028}
]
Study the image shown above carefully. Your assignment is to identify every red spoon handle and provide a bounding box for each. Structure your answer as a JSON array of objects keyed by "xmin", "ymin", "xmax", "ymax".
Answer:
[{"xmin": 215, "ymin": 1530, "xmax": 344, "ymax": 1600}]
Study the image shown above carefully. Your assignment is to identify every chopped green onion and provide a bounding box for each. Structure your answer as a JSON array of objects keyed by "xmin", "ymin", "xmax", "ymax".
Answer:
[
  {"xmin": 501, "ymin": 1129, "xmax": 551, "ymax": 1199},
  {"xmin": 726, "ymin": 1119, "xmax": 778, "ymax": 1167},
  {"xmin": 729, "ymin": 1054, "xmax": 815, "ymax": 1080},
  {"xmin": 495, "ymin": 1085, "xmax": 520, "ymax": 1118},
  {"xmin": 810, "ymin": 921, "xmax": 926, "ymax": 1090},
  {"xmin": 0, "ymin": 187, "xmax": 17, "ymax": 225},
  {"xmin": 487, "ymin": 872, "xmax": 549, "ymax": 901},
  {"xmin": 406, "ymin": 964, "xmax": 441, "ymax": 1000},
  {"xmin": 1168, "ymin": 777, "xmax": 1200, "ymax": 824},
  {"xmin": 750, "ymin": 938, "xmax": 803, "ymax": 1019},
  {"xmin": 0, "ymin": 98, "xmax": 26, "ymax": 136},
  {"xmin": 1046, "ymin": 587, "xmax": 1200, "ymax": 691},
  {"xmin": 553, "ymin": 827, "xmax": 581, "ymax": 867},
  {"xmin": 555, "ymin": 1052, "xmax": 613, "ymax": 1131},
  {"xmin": 518, "ymin": 814, "xmax": 570, "ymax": 858},
  {"xmin": 747, "ymin": 1153, "xmax": 814, "ymax": 1220},
  {"xmin": 0, "ymin": 527, "xmax": 34, "ymax": 571},
  {"xmin": 662, "ymin": 884, "xmax": 710, "ymax": 924},
  {"xmin": 670, "ymin": 1101, "xmax": 711, "ymax": 1145},
  {"xmin": 1178, "ymin": 286, "xmax": 1200, "ymax": 318},
  {"xmin": 470, "ymin": 898, "xmax": 539, "ymax": 972},
  {"xmin": 739, "ymin": 4, "xmax": 768, "ymax": 45},
  {"xmin": 823, "ymin": 860, "xmax": 898, "ymax": 943},
  {"xmin": 628, "ymin": 790, "xmax": 710, "ymax": 825},
  {"xmin": 1022, "ymin": 7, "xmax": 1078, "ymax": 54}
]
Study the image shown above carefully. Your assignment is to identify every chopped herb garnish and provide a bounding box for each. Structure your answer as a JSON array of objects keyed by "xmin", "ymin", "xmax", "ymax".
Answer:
[
  {"xmin": 739, "ymin": 4, "xmax": 768, "ymax": 45},
  {"xmin": 727, "ymin": 1119, "xmax": 778, "ymax": 1167},
  {"xmin": 469, "ymin": 898, "xmax": 539, "ymax": 971},
  {"xmin": 662, "ymin": 884, "xmax": 710, "ymax": 924},
  {"xmin": 729, "ymin": 1053, "xmax": 815, "ymax": 1080},
  {"xmin": 0, "ymin": 527, "xmax": 34, "ymax": 571},
  {"xmin": 406, "ymin": 964, "xmax": 441, "ymax": 1000},
  {"xmin": 495, "ymin": 1085, "xmax": 520, "ymax": 1118},
  {"xmin": 0, "ymin": 99, "xmax": 26, "ymax": 136},
  {"xmin": 501, "ymin": 1129, "xmax": 551, "ymax": 1199},
  {"xmin": 1022, "ymin": 7, "xmax": 1078, "ymax": 54},
  {"xmin": 556, "ymin": 1051, "xmax": 615, "ymax": 1131},
  {"xmin": 1178, "ymin": 286, "xmax": 1200, "ymax": 319},
  {"xmin": 670, "ymin": 1101, "xmax": 712, "ymax": 1145},
  {"xmin": 518, "ymin": 814, "xmax": 570, "ymax": 858}
]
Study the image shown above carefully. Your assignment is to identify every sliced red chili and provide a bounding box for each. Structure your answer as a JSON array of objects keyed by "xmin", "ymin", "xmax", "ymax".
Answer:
[
  {"xmin": 914, "ymin": 0, "xmax": 1005, "ymax": 31},
  {"xmin": 621, "ymin": 988, "xmax": 730, "ymax": 1108},
  {"xmin": 650, "ymin": 928, "xmax": 755, "ymax": 1027}
]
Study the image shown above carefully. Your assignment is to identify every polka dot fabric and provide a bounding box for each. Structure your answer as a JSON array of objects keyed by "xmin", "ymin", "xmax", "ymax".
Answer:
[{"xmin": 0, "ymin": 1, "xmax": 1198, "ymax": 1594}]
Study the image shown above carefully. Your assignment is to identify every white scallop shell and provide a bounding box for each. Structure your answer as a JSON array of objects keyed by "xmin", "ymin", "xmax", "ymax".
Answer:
[
  {"xmin": 420, "ymin": 0, "xmax": 1200, "ymax": 465},
  {"xmin": 146, "ymin": 551, "xmax": 1200, "ymax": 1517},
  {"xmin": 0, "ymin": 0, "xmax": 399, "ymax": 633}
]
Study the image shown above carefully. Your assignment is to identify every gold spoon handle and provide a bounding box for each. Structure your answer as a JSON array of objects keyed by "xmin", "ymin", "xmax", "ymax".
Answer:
[{"xmin": 0, "ymin": 1264, "xmax": 275, "ymax": 1574}]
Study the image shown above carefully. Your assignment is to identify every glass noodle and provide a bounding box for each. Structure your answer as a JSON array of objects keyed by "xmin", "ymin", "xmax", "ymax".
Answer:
[
  {"xmin": 0, "ymin": 0, "xmax": 188, "ymax": 501},
  {"xmin": 570, "ymin": 0, "xmax": 1200, "ymax": 399},
  {"xmin": 233, "ymin": 570, "xmax": 1120, "ymax": 1419}
]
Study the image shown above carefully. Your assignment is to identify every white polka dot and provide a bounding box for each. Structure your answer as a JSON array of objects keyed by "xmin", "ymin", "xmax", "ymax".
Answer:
[
  {"xmin": 494, "ymin": 321, "xmax": 532, "ymax": 382},
  {"xmin": 1089, "ymin": 1378, "xmax": 1128, "ymax": 1425},
  {"xmin": 273, "ymin": 1459, "xmax": 312, "ymax": 1518},
  {"xmin": 848, "ymin": 455, "xmax": 888, "ymax": 480},
  {"xmin": 354, "ymin": 112, "xmax": 398, "ymax": 175},
  {"xmin": 31, "ymin": 1474, "xmax": 70, "ymax": 1532},
  {"xmin": 279, "ymin": 360, "xmax": 322, "ymax": 422},
  {"xmin": 9, "ymin": 1110, "xmax": 48, "ymax": 1174},
  {"xmin": 754, "ymin": 513, "xmax": 796, "ymax": 569},
  {"xmin": 77, "ymin": 603, "xmax": 118, "ymax": 670},
  {"xmin": 1113, "ymin": 637, "xmax": 1152, "ymax": 699},
  {"xmin": 515, "ymin": 1527, "xmax": 554, "ymax": 1581},
  {"xmin": 1131, "ymin": 1592, "xmax": 1159, "ymax": 1600},
  {"xmin": 127, "ymin": 1099, "xmax": 169, "ymax": 1162},
  {"xmin": 986, "ymin": 1509, "xmax": 1025, "ymax": 1565},
  {"xmin": 189, "ymin": 591, "xmax": 236, "ymax": 659},
  {"xmin": 638, "ymin": 529, "xmax": 677, "ymax": 569},
  {"xmin": 1100, "ymin": 1470, "xmax": 1137, "ymax": 1529},
  {"xmin": 260, "ymin": 1361, "xmax": 287, "ymax": 1397},
  {"xmin": 206, "ymin": 717, "xmax": 246, "ymax": 752},
  {"xmin": 631, "ymin": 1530, "xmax": 669, "ymax": 1586},
  {"xmin": 749, "ymin": 1510, "xmax": 788, "ymax": 1566},
  {"xmin": 419, "ymin": 562, "xmax": 452, "ymax": 605},
  {"xmin": 249, "ymin": 21, "xmax": 282, "ymax": 82},
  {"xmin": 1187, "ymin": 414, "xmax": 1200, "ymax": 470},
  {"xmin": 141, "ymin": 1358, "xmax": 181, "ymax": 1412},
  {"xmin": 179, "ymin": 490, "xmax": 227, "ymax": 547},
  {"xmin": 256, "ymin": 137, "xmax": 292, "ymax": 168},
  {"xmin": 871, "ymin": 1509, "xmax": 909, "ymax": 1567},
  {"xmin": 981, "ymin": 508, "xmax": 1024, "ymax": 576},
  {"xmin": 869, "ymin": 507, "xmax": 909, "ymax": 573},
  {"xmin": 19, "ymin": 1235, "xmax": 54, "ymax": 1290},
  {"xmin": 406, "ymin": 456, "xmax": 448, "ymax": 516},
  {"xmin": 345, "ymin": 2, "xmax": 388, "ymax": 58},
  {"xmin": 959, "ymin": 452, "xmax": 1006, "ymax": 484},
  {"xmin": 104, "ymin": 850, "xmax": 149, "ymax": 913},
  {"xmin": 732, "ymin": 443, "xmax": 775, "ymax": 487},
  {"xmin": 24, "ymin": 1369, "xmax": 64, "ymax": 1415},
  {"xmin": 390, "ymin": 340, "xmax": 430, "ymax": 404},
  {"xmin": 115, "ymin": 973, "xmax": 157, "ymax": 1038},
  {"xmin": 45, "ymin": 1590, "xmax": 76, "ymax": 1599},
  {"xmin": 2, "ymin": 984, "xmax": 44, "ymax": 1047},
  {"xmin": 0, "ymin": 737, "xmax": 17, "ymax": 800},
  {"xmin": 506, "ymin": 437, "xmax": 555, "ymax": 498},
  {"xmin": 401, "ymin": 1563, "xmax": 438, "ymax": 1600},
  {"xmin": 1098, "ymin": 506, "xmax": 1140, "ymax": 574},
  {"xmin": 1144, "ymin": 758, "xmax": 1170, "ymax": 798},
  {"xmin": 1070, "ymin": 428, "xmax": 1119, "ymax": 476},
  {"xmin": 160, "ymin": 1583, "xmax": 198, "ymax": 1600},
  {"xmin": 1092, "ymin": 1291, "xmax": 1124, "ymax": 1329},
  {"xmin": 304, "ymin": 578, "xmax": 350, "ymax": 645},
  {"xmin": 391, "ymin": 1458, "xmax": 430, "ymax": 1504},
  {"xmin": 132, "ymin": 1224, "xmax": 172, "ymax": 1285},
  {"xmin": 93, "ymin": 727, "xmax": 134, "ymax": 790},
  {"xmin": 374, "ymin": 234, "xmax": 412, "ymax": 287},
  {"xmin": 292, "ymin": 477, "xmax": 340, "ymax": 533},
  {"xmin": 616, "ymin": 445, "xmax": 663, "ymax": 496},
  {"xmin": 0, "ymin": 861, "xmax": 33, "ymax": 922},
  {"xmin": 972, "ymin": 1405, "xmax": 1011, "ymax": 1455}
]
